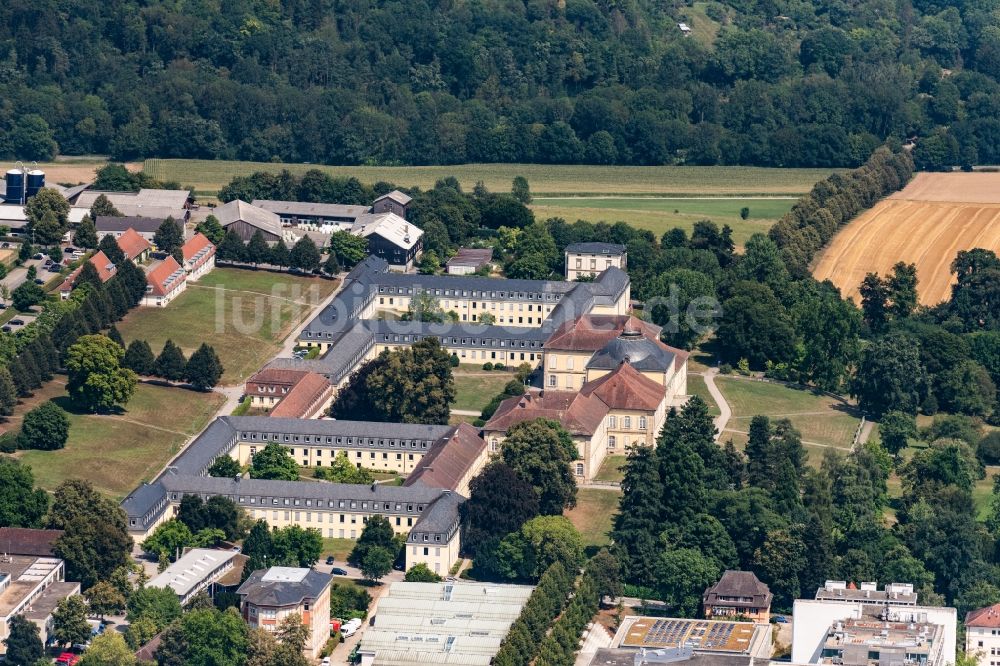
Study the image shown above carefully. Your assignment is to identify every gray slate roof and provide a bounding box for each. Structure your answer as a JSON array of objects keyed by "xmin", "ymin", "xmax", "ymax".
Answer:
[
  {"xmin": 237, "ymin": 568, "xmax": 333, "ymax": 607},
  {"xmin": 375, "ymin": 190, "xmax": 413, "ymax": 205},
  {"xmin": 251, "ymin": 200, "xmax": 371, "ymax": 220},
  {"xmin": 587, "ymin": 330, "xmax": 676, "ymax": 372},
  {"xmin": 227, "ymin": 415, "xmax": 453, "ymax": 442},
  {"xmin": 95, "ymin": 216, "xmax": 168, "ymax": 233},
  {"xmin": 565, "ymin": 242, "xmax": 627, "ymax": 255},
  {"xmin": 214, "ymin": 200, "xmax": 283, "ymax": 237}
]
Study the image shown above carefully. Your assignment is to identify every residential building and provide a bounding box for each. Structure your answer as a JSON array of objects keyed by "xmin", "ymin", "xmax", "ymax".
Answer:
[
  {"xmin": 350, "ymin": 212, "xmax": 422, "ymax": 270},
  {"xmin": 357, "ymin": 580, "xmax": 534, "ymax": 666},
  {"xmin": 446, "ymin": 248, "xmax": 493, "ymax": 275},
  {"xmin": 115, "ymin": 227, "xmax": 152, "ymax": 263},
  {"xmin": 565, "ymin": 242, "xmax": 627, "ymax": 281},
  {"xmin": 75, "ymin": 189, "xmax": 191, "ymax": 221},
  {"xmin": 791, "ymin": 594, "xmax": 956, "ymax": 666},
  {"xmin": 608, "ymin": 617, "xmax": 772, "ymax": 659},
  {"xmin": 372, "ymin": 189, "xmax": 412, "ymax": 218},
  {"xmin": 0, "ymin": 556, "xmax": 80, "ymax": 655},
  {"xmin": 251, "ymin": 200, "xmax": 371, "ymax": 227},
  {"xmin": 95, "ymin": 215, "xmax": 175, "ymax": 244},
  {"xmin": 703, "ymin": 571, "xmax": 773, "ymax": 623},
  {"xmin": 267, "ymin": 372, "xmax": 334, "ymax": 419},
  {"xmin": 181, "ymin": 233, "xmax": 216, "ymax": 281},
  {"xmin": 238, "ymin": 567, "xmax": 332, "ymax": 660},
  {"xmin": 214, "ymin": 199, "xmax": 282, "ymax": 243},
  {"xmin": 403, "ymin": 423, "xmax": 489, "ymax": 497},
  {"xmin": 965, "ymin": 603, "xmax": 1000, "ymax": 666},
  {"xmin": 58, "ymin": 250, "xmax": 116, "ymax": 299},
  {"xmin": 141, "ymin": 256, "xmax": 187, "ymax": 307},
  {"xmin": 245, "ymin": 368, "xmax": 313, "ymax": 409},
  {"xmin": 146, "ymin": 548, "xmax": 240, "ymax": 606}
]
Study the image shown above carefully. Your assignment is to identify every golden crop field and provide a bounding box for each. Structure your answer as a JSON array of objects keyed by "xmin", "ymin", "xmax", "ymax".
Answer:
[{"xmin": 813, "ymin": 173, "xmax": 1000, "ymax": 305}]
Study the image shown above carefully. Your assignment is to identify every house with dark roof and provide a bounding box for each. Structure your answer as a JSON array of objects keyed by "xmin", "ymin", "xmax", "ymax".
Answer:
[
  {"xmin": 140, "ymin": 256, "xmax": 187, "ymax": 307},
  {"xmin": 181, "ymin": 232, "xmax": 216, "ymax": 281},
  {"xmin": 565, "ymin": 242, "xmax": 627, "ymax": 281},
  {"xmin": 703, "ymin": 570, "xmax": 773, "ymax": 623},
  {"xmin": 58, "ymin": 250, "xmax": 116, "ymax": 299},
  {"xmin": 372, "ymin": 189, "xmax": 413, "ymax": 218},
  {"xmin": 238, "ymin": 567, "xmax": 333, "ymax": 659},
  {"xmin": 76, "ymin": 188, "xmax": 191, "ymax": 221},
  {"xmin": 446, "ymin": 247, "xmax": 493, "ymax": 275},
  {"xmin": 350, "ymin": 212, "xmax": 423, "ymax": 270},
  {"xmin": 0, "ymin": 528, "xmax": 64, "ymax": 557},
  {"xmin": 251, "ymin": 200, "xmax": 371, "ymax": 227},
  {"xmin": 95, "ymin": 215, "xmax": 174, "ymax": 243}
]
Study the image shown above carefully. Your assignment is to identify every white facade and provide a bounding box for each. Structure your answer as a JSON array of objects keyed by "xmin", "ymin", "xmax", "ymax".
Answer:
[
  {"xmin": 967, "ymin": 625, "xmax": 1000, "ymax": 666},
  {"xmin": 146, "ymin": 548, "xmax": 239, "ymax": 606}
]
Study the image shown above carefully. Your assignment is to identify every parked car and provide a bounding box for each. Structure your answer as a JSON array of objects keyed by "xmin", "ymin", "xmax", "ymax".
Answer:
[
  {"xmin": 772, "ymin": 615, "xmax": 789, "ymax": 624},
  {"xmin": 10, "ymin": 319, "xmax": 24, "ymax": 326},
  {"xmin": 341, "ymin": 624, "xmax": 358, "ymax": 638},
  {"xmin": 331, "ymin": 567, "xmax": 349, "ymax": 576},
  {"xmin": 321, "ymin": 658, "xmax": 331, "ymax": 666},
  {"xmin": 326, "ymin": 555, "xmax": 335, "ymax": 565},
  {"xmin": 32, "ymin": 252, "xmax": 43, "ymax": 260},
  {"xmin": 33, "ymin": 278, "xmax": 44, "ymax": 284},
  {"xmin": 2, "ymin": 326, "xmax": 11, "ymax": 333},
  {"xmin": 0, "ymin": 303, "xmax": 6, "ymax": 309},
  {"xmin": 55, "ymin": 653, "xmax": 80, "ymax": 665},
  {"xmin": 0, "ymin": 242, "xmax": 9, "ymax": 248}
]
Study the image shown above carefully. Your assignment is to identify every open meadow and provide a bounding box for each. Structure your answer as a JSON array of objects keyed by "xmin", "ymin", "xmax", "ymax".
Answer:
[
  {"xmin": 566, "ymin": 487, "xmax": 621, "ymax": 552},
  {"xmin": 530, "ymin": 196, "xmax": 795, "ymax": 246},
  {"xmin": 813, "ymin": 172, "xmax": 1000, "ymax": 306},
  {"xmin": 714, "ymin": 376, "xmax": 861, "ymax": 463},
  {"xmin": 451, "ymin": 368, "xmax": 518, "ymax": 413},
  {"xmin": 116, "ymin": 267, "xmax": 339, "ymax": 384},
  {"xmin": 11, "ymin": 381, "xmax": 224, "ymax": 498},
  {"xmin": 143, "ymin": 159, "xmax": 837, "ymax": 198}
]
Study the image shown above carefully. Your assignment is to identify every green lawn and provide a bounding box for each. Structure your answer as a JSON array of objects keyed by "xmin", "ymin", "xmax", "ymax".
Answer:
[
  {"xmin": 566, "ymin": 488, "xmax": 621, "ymax": 551},
  {"xmin": 322, "ymin": 538, "xmax": 357, "ymax": 563},
  {"xmin": 715, "ymin": 377, "xmax": 861, "ymax": 458},
  {"xmin": 451, "ymin": 370, "xmax": 516, "ymax": 413},
  {"xmin": 144, "ymin": 159, "xmax": 837, "ymax": 198},
  {"xmin": 594, "ymin": 455, "xmax": 628, "ymax": 483},
  {"xmin": 687, "ymin": 375, "xmax": 721, "ymax": 417},
  {"xmin": 14, "ymin": 382, "xmax": 225, "ymax": 498},
  {"xmin": 116, "ymin": 267, "xmax": 339, "ymax": 384},
  {"xmin": 530, "ymin": 197, "xmax": 795, "ymax": 247}
]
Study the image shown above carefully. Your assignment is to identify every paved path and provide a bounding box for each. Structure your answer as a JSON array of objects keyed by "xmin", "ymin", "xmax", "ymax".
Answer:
[
  {"xmin": 451, "ymin": 409, "xmax": 481, "ymax": 417},
  {"xmin": 858, "ymin": 419, "xmax": 876, "ymax": 446},
  {"xmin": 277, "ymin": 273, "xmax": 347, "ymax": 359},
  {"xmin": 701, "ymin": 368, "xmax": 732, "ymax": 441}
]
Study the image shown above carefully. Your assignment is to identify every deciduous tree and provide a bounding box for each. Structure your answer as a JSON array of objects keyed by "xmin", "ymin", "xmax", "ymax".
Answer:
[
  {"xmin": 18, "ymin": 400, "xmax": 70, "ymax": 450},
  {"xmin": 0, "ymin": 458, "xmax": 49, "ymax": 528},
  {"xmin": 65, "ymin": 334, "xmax": 137, "ymax": 412},
  {"xmin": 250, "ymin": 443, "xmax": 299, "ymax": 481},
  {"xmin": 500, "ymin": 418, "xmax": 578, "ymax": 515}
]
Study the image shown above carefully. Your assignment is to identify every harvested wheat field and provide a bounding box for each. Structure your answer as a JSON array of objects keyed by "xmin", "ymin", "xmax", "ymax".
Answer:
[{"xmin": 813, "ymin": 172, "xmax": 1000, "ymax": 306}]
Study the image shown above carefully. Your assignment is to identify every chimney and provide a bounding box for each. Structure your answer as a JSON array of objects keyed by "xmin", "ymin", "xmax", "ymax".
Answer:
[{"xmin": 370, "ymin": 483, "xmax": 376, "ymax": 492}]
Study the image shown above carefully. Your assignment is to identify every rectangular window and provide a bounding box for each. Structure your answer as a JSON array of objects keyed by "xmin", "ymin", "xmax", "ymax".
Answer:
[{"xmin": 623, "ymin": 416, "xmax": 632, "ymax": 429}]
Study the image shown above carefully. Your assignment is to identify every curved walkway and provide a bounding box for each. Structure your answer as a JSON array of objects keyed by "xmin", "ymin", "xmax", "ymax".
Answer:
[{"xmin": 701, "ymin": 368, "xmax": 732, "ymax": 441}]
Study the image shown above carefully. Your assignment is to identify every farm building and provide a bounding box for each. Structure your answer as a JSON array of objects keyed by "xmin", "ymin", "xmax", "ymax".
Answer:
[
  {"xmin": 214, "ymin": 199, "xmax": 282, "ymax": 243},
  {"xmin": 251, "ymin": 199, "xmax": 371, "ymax": 227},
  {"xmin": 74, "ymin": 189, "xmax": 191, "ymax": 221},
  {"xmin": 350, "ymin": 212, "xmax": 423, "ymax": 270},
  {"xmin": 372, "ymin": 189, "xmax": 412, "ymax": 218}
]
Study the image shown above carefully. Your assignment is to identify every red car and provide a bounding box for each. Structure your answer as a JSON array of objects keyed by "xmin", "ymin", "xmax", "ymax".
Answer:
[{"xmin": 56, "ymin": 654, "xmax": 80, "ymax": 665}]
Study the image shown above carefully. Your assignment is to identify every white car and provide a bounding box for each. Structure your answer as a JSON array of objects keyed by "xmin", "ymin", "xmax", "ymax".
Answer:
[
  {"xmin": 341, "ymin": 624, "xmax": 358, "ymax": 638},
  {"xmin": 321, "ymin": 658, "xmax": 331, "ymax": 666}
]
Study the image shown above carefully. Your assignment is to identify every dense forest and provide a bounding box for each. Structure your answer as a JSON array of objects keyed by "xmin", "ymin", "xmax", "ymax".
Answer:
[{"xmin": 0, "ymin": 0, "xmax": 999, "ymax": 168}]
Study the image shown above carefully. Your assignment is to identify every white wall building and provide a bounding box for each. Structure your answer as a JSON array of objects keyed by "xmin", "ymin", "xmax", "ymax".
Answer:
[{"xmin": 146, "ymin": 548, "xmax": 240, "ymax": 606}]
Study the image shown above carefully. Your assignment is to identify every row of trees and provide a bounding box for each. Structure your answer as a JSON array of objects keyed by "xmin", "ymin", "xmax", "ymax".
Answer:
[
  {"xmin": 216, "ymin": 228, "xmax": 337, "ymax": 275},
  {"xmin": 123, "ymin": 338, "xmax": 224, "ymax": 390}
]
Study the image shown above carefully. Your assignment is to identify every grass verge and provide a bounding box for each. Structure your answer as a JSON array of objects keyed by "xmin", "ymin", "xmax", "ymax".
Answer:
[
  {"xmin": 451, "ymin": 370, "xmax": 516, "ymax": 413},
  {"xmin": 566, "ymin": 487, "xmax": 620, "ymax": 552},
  {"xmin": 594, "ymin": 455, "xmax": 627, "ymax": 484}
]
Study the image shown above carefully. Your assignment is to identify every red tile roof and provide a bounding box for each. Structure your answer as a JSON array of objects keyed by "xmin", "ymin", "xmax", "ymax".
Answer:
[
  {"xmin": 580, "ymin": 362, "xmax": 667, "ymax": 411},
  {"xmin": 543, "ymin": 315, "xmax": 662, "ymax": 352},
  {"xmin": 116, "ymin": 228, "xmax": 152, "ymax": 260},
  {"xmin": 246, "ymin": 368, "xmax": 311, "ymax": 392},
  {"xmin": 0, "ymin": 527, "xmax": 64, "ymax": 557},
  {"xmin": 404, "ymin": 423, "xmax": 487, "ymax": 493},
  {"xmin": 145, "ymin": 256, "xmax": 186, "ymax": 297},
  {"xmin": 182, "ymin": 232, "xmax": 216, "ymax": 269},
  {"xmin": 60, "ymin": 251, "xmax": 116, "ymax": 292},
  {"xmin": 269, "ymin": 372, "xmax": 332, "ymax": 418},
  {"xmin": 484, "ymin": 390, "xmax": 608, "ymax": 436},
  {"xmin": 967, "ymin": 603, "xmax": 1000, "ymax": 628}
]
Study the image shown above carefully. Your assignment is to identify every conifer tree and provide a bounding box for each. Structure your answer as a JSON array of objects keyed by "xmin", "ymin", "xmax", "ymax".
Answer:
[
  {"xmin": 185, "ymin": 343, "xmax": 223, "ymax": 390},
  {"xmin": 155, "ymin": 339, "xmax": 187, "ymax": 381}
]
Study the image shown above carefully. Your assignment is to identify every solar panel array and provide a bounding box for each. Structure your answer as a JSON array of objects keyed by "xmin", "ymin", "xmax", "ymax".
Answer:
[{"xmin": 622, "ymin": 618, "xmax": 752, "ymax": 652}]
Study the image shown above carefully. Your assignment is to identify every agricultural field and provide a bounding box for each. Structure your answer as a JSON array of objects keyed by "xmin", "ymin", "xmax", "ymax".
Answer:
[
  {"xmin": 143, "ymin": 159, "xmax": 837, "ymax": 198},
  {"xmin": 714, "ymin": 376, "xmax": 861, "ymax": 461},
  {"xmin": 116, "ymin": 267, "xmax": 339, "ymax": 384},
  {"xmin": 813, "ymin": 172, "xmax": 1000, "ymax": 306},
  {"xmin": 565, "ymin": 487, "xmax": 621, "ymax": 552},
  {"xmin": 12, "ymin": 382, "xmax": 224, "ymax": 498},
  {"xmin": 0, "ymin": 158, "xmax": 140, "ymax": 186},
  {"xmin": 530, "ymin": 197, "xmax": 795, "ymax": 246}
]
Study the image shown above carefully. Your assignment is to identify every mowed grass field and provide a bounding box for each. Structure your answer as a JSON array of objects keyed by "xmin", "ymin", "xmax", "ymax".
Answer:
[
  {"xmin": 451, "ymin": 369, "xmax": 517, "ymax": 413},
  {"xmin": 12, "ymin": 381, "xmax": 224, "ymax": 498},
  {"xmin": 813, "ymin": 172, "xmax": 1000, "ymax": 306},
  {"xmin": 143, "ymin": 159, "xmax": 837, "ymax": 198},
  {"xmin": 566, "ymin": 487, "xmax": 621, "ymax": 551},
  {"xmin": 530, "ymin": 197, "xmax": 795, "ymax": 246},
  {"xmin": 116, "ymin": 267, "xmax": 339, "ymax": 384},
  {"xmin": 715, "ymin": 377, "xmax": 861, "ymax": 461}
]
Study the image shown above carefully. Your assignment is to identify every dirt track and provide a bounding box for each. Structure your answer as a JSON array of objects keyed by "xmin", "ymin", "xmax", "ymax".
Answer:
[{"xmin": 813, "ymin": 173, "xmax": 1000, "ymax": 306}]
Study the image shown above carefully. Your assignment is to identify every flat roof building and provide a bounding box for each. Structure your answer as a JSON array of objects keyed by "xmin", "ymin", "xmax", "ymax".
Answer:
[
  {"xmin": 357, "ymin": 580, "xmax": 534, "ymax": 666},
  {"xmin": 611, "ymin": 617, "xmax": 771, "ymax": 656},
  {"xmin": 446, "ymin": 248, "xmax": 493, "ymax": 275},
  {"xmin": 816, "ymin": 581, "xmax": 918, "ymax": 607},
  {"xmin": 146, "ymin": 548, "xmax": 240, "ymax": 606},
  {"xmin": 0, "ymin": 556, "xmax": 79, "ymax": 655}
]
